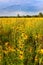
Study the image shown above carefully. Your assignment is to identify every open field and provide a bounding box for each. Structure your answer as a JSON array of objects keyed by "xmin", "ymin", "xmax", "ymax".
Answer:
[{"xmin": 0, "ymin": 17, "xmax": 43, "ymax": 65}]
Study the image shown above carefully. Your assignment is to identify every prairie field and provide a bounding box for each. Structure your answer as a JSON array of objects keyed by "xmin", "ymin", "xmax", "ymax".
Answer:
[{"xmin": 0, "ymin": 17, "xmax": 43, "ymax": 65}]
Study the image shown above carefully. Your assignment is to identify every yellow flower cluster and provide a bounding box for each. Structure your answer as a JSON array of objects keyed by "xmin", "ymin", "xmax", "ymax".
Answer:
[
  {"xmin": 8, "ymin": 46, "xmax": 15, "ymax": 52},
  {"xmin": 21, "ymin": 33, "xmax": 28, "ymax": 40},
  {"xmin": 3, "ymin": 47, "xmax": 15, "ymax": 54},
  {"xmin": 2, "ymin": 42, "xmax": 15, "ymax": 54}
]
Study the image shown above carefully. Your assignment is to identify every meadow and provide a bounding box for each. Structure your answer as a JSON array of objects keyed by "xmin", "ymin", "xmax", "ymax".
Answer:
[{"xmin": 0, "ymin": 17, "xmax": 43, "ymax": 65}]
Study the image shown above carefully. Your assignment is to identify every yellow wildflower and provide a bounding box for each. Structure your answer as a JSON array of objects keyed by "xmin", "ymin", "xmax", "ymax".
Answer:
[
  {"xmin": 8, "ymin": 46, "xmax": 15, "ymax": 52},
  {"xmin": 40, "ymin": 49, "xmax": 43, "ymax": 54},
  {"xmin": 38, "ymin": 34, "xmax": 42, "ymax": 39},
  {"xmin": 35, "ymin": 35, "xmax": 38, "ymax": 39},
  {"xmin": 0, "ymin": 55, "xmax": 2, "ymax": 59},
  {"xmin": 29, "ymin": 47, "xmax": 32, "ymax": 53},
  {"xmin": 19, "ymin": 44, "xmax": 24, "ymax": 48},
  {"xmin": 35, "ymin": 55, "xmax": 38, "ymax": 62},
  {"xmin": 35, "ymin": 34, "xmax": 42, "ymax": 39},
  {"xmin": 5, "ymin": 42, "xmax": 9, "ymax": 46},
  {"xmin": 3, "ymin": 50, "xmax": 8, "ymax": 54},
  {"xmin": 24, "ymin": 35, "xmax": 28, "ymax": 39},
  {"xmin": 18, "ymin": 39, "xmax": 22, "ymax": 44},
  {"xmin": 16, "ymin": 48, "xmax": 19, "ymax": 51},
  {"xmin": 21, "ymin": 33, "xmax": 28, "ymax": 40},
  {"xmin": 20, "ymin": 51, "xmax": 23, "ymax": 55},
  {"xmin": 0, "ymin": 46, "xmax": 2, "ymax": 49},
  {"xmin": 19, "ymin": 55, "xmax": 24, "ymax": 60}
]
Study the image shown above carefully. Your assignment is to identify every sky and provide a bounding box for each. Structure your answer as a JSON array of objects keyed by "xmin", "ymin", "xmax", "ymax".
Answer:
[{"xmin": 0, "ymin": 0, "xmax": 43, "ymax": 16}]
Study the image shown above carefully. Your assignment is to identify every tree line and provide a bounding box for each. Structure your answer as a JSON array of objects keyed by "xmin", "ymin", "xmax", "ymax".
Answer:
[
  {"xmin": 0, "ymin": 12, "xmax": 43, "ymax": 18},
  {"xmin": 17, "ymin": 12, "xmax": 43, "ymax": 17}
]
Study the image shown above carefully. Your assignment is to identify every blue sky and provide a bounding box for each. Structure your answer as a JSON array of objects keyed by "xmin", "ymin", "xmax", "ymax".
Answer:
[{"xmin": 0, "ymin": 0, "xmax": 43, "ymax": 16}]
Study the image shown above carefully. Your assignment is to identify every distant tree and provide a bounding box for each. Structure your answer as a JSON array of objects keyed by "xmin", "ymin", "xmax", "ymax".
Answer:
[
  {"xmin": 26, "ymin": 15, "xmax": 31, "ymax": 17},
  {"xmin": 17, "ymin": 14, "xmax": 20, "ymax": 17},
  {"xmin": 38, "ymin": 12, "xmax": 43, "ymax": 17}
]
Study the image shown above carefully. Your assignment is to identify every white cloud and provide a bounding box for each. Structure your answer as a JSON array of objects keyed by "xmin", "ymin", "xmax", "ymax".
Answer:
[
  {"xmin": 0, "ymin": 0, "xmax": 33, "ymax": 5},
  {"xmin": 0, "ymin": 0, "xmax": 10, "ymax": 2}
]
